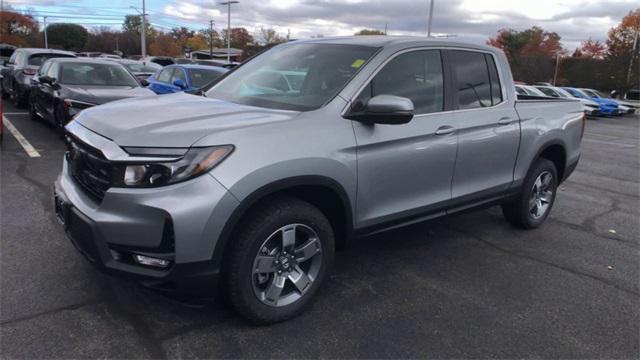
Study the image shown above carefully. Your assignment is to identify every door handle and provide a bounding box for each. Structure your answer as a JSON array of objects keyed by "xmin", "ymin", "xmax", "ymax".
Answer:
[
  {"xmin": 435, "ymin": 126, "xmax": 456, "ymax": 136},
  {"xmin": 498, "ymin": 117, "xmax": 513, "ymax": 125}
]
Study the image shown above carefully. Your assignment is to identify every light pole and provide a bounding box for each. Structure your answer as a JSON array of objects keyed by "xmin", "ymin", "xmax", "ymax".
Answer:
[
  {"xmin": 43, "ymin": 16, "xmax": 48, "ymax": 48},
  {"xmin": 130, "ymin": 2, "xmax": 147, "ymax": 58},
  {"xmin": 427, "ymin": 0, "xmax": 435, "ymax": 37},
  {"xmin": 220, "ymin": 1, "xmax": 239, "ymax": 63}
]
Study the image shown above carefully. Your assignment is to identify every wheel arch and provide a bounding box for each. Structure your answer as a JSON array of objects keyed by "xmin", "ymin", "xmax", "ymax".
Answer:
[
  {"xmin": 533, "ymin": 140, "xmax": 567, "ymax": 182},
  {"xmin": 211, "ymin": 175, "xmax": 354, "ymax": 270}
]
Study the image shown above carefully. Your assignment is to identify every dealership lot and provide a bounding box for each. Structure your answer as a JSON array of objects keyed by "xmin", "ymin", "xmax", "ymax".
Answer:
[{"xmin": 1, "ymin": 99, "xmax": 638, "ymax": 358}]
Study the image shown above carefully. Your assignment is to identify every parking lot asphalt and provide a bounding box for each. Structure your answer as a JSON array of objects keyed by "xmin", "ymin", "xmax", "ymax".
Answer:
[{"xmin": 1, "ymin": 99, "xmax": 638, "ymax": 359}]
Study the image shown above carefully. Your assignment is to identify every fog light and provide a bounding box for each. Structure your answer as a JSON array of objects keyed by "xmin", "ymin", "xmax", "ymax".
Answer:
[{"xmin": 133, "ymin": 254, "xmax": 171, "ymax": 268}]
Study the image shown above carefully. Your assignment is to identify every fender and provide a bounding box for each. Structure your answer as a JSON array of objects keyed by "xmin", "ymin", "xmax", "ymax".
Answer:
[
  {"xmin": 210, "ymin": 175, "xmax": 354, "ymax": 270},
  {"xmin": 513, "ymin": 138, "xmax": 568, "ymax": 189}
]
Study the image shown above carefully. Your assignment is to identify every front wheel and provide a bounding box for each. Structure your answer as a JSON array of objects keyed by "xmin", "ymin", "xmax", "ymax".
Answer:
[
  {"xmin": 226, "ymin": 196, "xmax": 335, "ymax": 324},
  {"xmin": 502, "ymin": 158, "xmax": 558, "ymax": 229}
]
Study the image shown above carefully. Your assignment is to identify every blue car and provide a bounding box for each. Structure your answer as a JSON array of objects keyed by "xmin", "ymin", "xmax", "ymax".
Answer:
[
  {"xmin": 147, "ymin": 64, "xmax": 228, "ymax": 95},
  {"xmin": 561, "ymin": 87, "xmax": 619, "ymax": 116}
]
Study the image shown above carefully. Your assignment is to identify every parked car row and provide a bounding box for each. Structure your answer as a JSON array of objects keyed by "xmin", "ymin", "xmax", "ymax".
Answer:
[
  {"xmin": 514, "ymin": 83, "xmax": 638, "ymax": 117},
  {"xmin": 0, "ymin": 47, "xmax": 232, "ymax": 131}
]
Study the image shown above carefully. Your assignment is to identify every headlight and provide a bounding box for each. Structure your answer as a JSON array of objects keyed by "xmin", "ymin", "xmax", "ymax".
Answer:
[{"xmin": 115, "ymin": 145, "xmax": 233, "ymax": 187}]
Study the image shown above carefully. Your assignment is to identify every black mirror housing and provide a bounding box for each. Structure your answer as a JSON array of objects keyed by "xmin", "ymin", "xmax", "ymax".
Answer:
[{"xmin": 344, "ymin": 95, "xmax": 414, "ymax": 125}]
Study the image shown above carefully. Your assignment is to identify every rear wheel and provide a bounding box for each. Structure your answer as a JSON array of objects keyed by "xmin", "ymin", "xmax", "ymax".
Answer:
[
  {"xmin": 502, "ymin": 158, "xmax": 558, "ymax": 229},
  {"xmin": 11, "ymin": 84, "xmax": 26, "ymax": 108},
  {"xmin": 226, "ymin": 196, "xmax": 335, "ymax": 324},
  {"xmin": 29, "ymin": 97, "xmax": 41, "ymax": 121}
]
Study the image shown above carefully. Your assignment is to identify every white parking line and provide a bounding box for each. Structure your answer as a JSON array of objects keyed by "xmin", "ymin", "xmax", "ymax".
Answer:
[{"xmin": 2, "ymin": 116, "xmax": 41, "ymax": 158}]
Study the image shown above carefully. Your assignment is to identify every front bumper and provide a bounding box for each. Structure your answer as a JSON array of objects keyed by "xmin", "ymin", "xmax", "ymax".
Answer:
[{"xmin": 54, "ymin": 157, "xmax": 239, "ymax": 294}]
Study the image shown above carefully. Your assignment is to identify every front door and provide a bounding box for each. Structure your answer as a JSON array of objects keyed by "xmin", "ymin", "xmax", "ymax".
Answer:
[{"xmin": 352, "ymin": 49, "xmax": 458, "ymax": 228}]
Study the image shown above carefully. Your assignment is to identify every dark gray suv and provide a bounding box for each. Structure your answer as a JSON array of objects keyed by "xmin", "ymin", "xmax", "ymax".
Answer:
[{"xmin": 0, "ymin": 48, "xmax": 75, "ymax": 107}]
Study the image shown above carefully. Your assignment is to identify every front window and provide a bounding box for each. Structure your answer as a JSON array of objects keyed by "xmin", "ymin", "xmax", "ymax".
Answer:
[
  {"xmin": 206, "ymin": 43, "xmax": 379, "ymax": 111},
  {"xmin": 28, "ymin": 53, "xmax": 74, "ymax": 66},
  {"xmin": 581, "ymin": 89, "xmax": 600, "ymax": 98},
  {"xmin": 59, "ymin": 62, "xmax": 139, "ymax": 87}
]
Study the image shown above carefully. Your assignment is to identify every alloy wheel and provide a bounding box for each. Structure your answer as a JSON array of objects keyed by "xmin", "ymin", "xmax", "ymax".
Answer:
[
  {"xmin": 252, "ymin": 224, "xmax": 322, "ymax": 307},
  {"xmin": 529, "ymin": 171, "xmax": 554, "ymax": 219}
]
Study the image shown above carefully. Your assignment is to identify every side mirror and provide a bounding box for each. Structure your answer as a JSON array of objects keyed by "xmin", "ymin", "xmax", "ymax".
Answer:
[
  {"xmin": 173, "ymin": 79, "xmax": 186, "ymax": 89},
  {"xmin": 140, "ymin": 78, "xmax": 149, "ymax": 87},
  {"xmin": 39, "ymin": 75, "xmax": 55, "ymax": 85},
  {"xmin": 344, "ymin": 95, "xmax": 414, "ymax": 125}
]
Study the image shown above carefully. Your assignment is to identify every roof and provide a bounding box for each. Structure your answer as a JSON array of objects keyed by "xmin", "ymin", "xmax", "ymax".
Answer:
[
  {"xmin": 47, "ymin": 58, "xmax": 125, "ymax": 65},
  {"xmin": 173, "ymin": 64, "xmax": 228, "ymax": 72},
  {"xmin": 15, "ymin": 48, "xmax": 76, "ymax": 56},
  {"xmin": 292, "ymin": 36, "xmax": 498, "ymax": 52}
]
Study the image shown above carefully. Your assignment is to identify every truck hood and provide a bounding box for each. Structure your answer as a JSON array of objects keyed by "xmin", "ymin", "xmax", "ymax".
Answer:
[
  {"xmin": 65, "ymin": 85, "xmax": 154, "ymax": 105},
  {"xmin": 75, "ymin": 92, "xmax": 299, "ymax": 147}
]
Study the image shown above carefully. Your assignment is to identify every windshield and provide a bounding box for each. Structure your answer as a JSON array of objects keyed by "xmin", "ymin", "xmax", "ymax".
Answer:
[
  {"xmin": 206, "ymin": 43, "xmax": 379, "ymax": 111},
  {"xmin": 123, "ymin": 62, "xmax": 161, "ymax": 73},
  {"xmin": 189, "ymin": 68, "xmax": 226, "ymax": 88},
  {"xmin": 581, "ymin": 89, "xmax": 600, "ymax": 98},
  {"xmin": 564, "ymin": 88, "xmax": 588, "ymax": 99},
  {"xmin": 59, "ymin": 62, "xmax": 139, "ymax": 87},
  {"xmin": 29, "ymin": 53, "xmax": 74, "ymax": 66}
]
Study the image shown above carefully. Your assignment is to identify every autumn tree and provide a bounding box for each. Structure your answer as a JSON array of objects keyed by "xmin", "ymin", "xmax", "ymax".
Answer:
[
  {"xmin": 221, "ymin": 27, "xmax": 254, "ymax": 49},
  {"xmin": 606, "ymin": 9, "xmax": 639, "ymax": 90},
  {"xmin": 355, "ymin": 29, "xmax": 385, "ymax": 36},
  {"xmin": 0, "ymin": 10, "xmax": 39, "ymax": 47},
  {"xmin": 198, "ymin": 28, "xmax": 224, "ymax": 49},
  {"xmin": 579, "ymin": 38, "xmax": 607, "ymax": 58},
  {"xmin": 488, "ymin": 26, "xmax": 564, "ymax": 83},
  {"xmin": 149, "ymin": 33, "xmax": 181, "ymax": 57},
  {"xmin": 256, "ymin": 27, "xmax": 286, "ymax": 45}
]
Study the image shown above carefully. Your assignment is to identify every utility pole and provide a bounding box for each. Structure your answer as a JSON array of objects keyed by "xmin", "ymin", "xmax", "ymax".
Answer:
[
  {"xmin": 141, "ymin": 0, "xmax": 146, "ymax": 59},
  {"xmin": 209, "ymin": 19, "xmax": 215, "ymax": 59},
  {"xmin": 384, "ymin": 23, "xmax": 388, "ymax": 35},
  {"xmin": 220, "ymin": 1, "xmax": 239, "ymax": 63},
  {"xmin": 287, "ymin": 28, "xmax": 290, "ymax": 41},
  {"xmin": 427, "ymin": 0, "xmax": 435, "ymax": 37},
  {"xmin": 553, "ymin": 54, "xmax": 561, "ymax": 86},
  {"xmin": 43, "ymin": 16, "xmax": 48, "ymax": 48},
  {"xmin": 626, "ymin": 30, "xmax": 639, "ymax": 89}
]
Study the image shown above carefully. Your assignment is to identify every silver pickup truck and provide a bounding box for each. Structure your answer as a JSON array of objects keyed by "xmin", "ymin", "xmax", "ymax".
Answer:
[{"xmin": 54, "ymin": 36, "xmax": 584, "ymax": 323}]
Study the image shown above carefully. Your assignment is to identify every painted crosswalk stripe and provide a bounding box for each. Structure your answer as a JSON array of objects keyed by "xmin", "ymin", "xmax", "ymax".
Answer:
[{"xmin": 3, "ymin": 116, "xmax": 41, "ymax": 158}]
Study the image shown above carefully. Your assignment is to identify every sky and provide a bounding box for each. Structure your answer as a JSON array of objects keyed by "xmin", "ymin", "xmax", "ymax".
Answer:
[{"xmin": 4, "ymin": 0, "xmax": 638, "ymax": 50}]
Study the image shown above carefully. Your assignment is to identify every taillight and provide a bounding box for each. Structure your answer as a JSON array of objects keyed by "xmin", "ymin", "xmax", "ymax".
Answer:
[{"xmin": 22, "ymin": 68, "xmax": 37, "ymax": 76}]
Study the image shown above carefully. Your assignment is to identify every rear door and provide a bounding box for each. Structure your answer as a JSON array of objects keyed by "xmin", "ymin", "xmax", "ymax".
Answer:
[
  {"xmin": 352, "ymin": 49, "xmax": 458, "ymax": 228},
  {"xmin": 169, "ymin": 67, "xmax": 188, "ymax": 92},
  {"xmin": 447, "ymin": 50, "xmax": 520, "ymax": 199}
]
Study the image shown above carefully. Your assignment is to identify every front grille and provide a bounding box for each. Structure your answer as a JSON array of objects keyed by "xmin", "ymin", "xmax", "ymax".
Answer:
[{"xmin": 66, "ymin": 136, "xmax": 114, "ymax": 201}]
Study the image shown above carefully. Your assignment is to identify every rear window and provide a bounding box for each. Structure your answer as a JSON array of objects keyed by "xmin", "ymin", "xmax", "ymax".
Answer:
[
  {"xmin": 28, "ymin": 53, "xmax": 74, "ymax": 66},
  {"xmin": 188, "ymin": 68, "xmax": 225, "ymax": 88},
  {"xmin": 59, "ymin": 62, "xmax": 139, "ymax": 87},
  {"xmin": 450, "ymin": 50, "xmax": 494, "ymax": 109}
]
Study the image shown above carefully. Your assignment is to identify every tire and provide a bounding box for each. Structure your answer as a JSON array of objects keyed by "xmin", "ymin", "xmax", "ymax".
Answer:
[
  {"xmin": 226, "ymin": 196, "xmax": 335, "ymax": 324},
  {"xmin": 29, "ymin": 98, "xmax": 41, "ymax": 122},
  {"xmin": 0, "ymin": 81, "xmax": 8, "ymax": 100},
  {"xmin": 11, "ymin": 84, "xmax": 26, "ymax": 108},
  {"xmin": 502, "ymin": 158, "xmax": 558, "ymax": 229}
]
